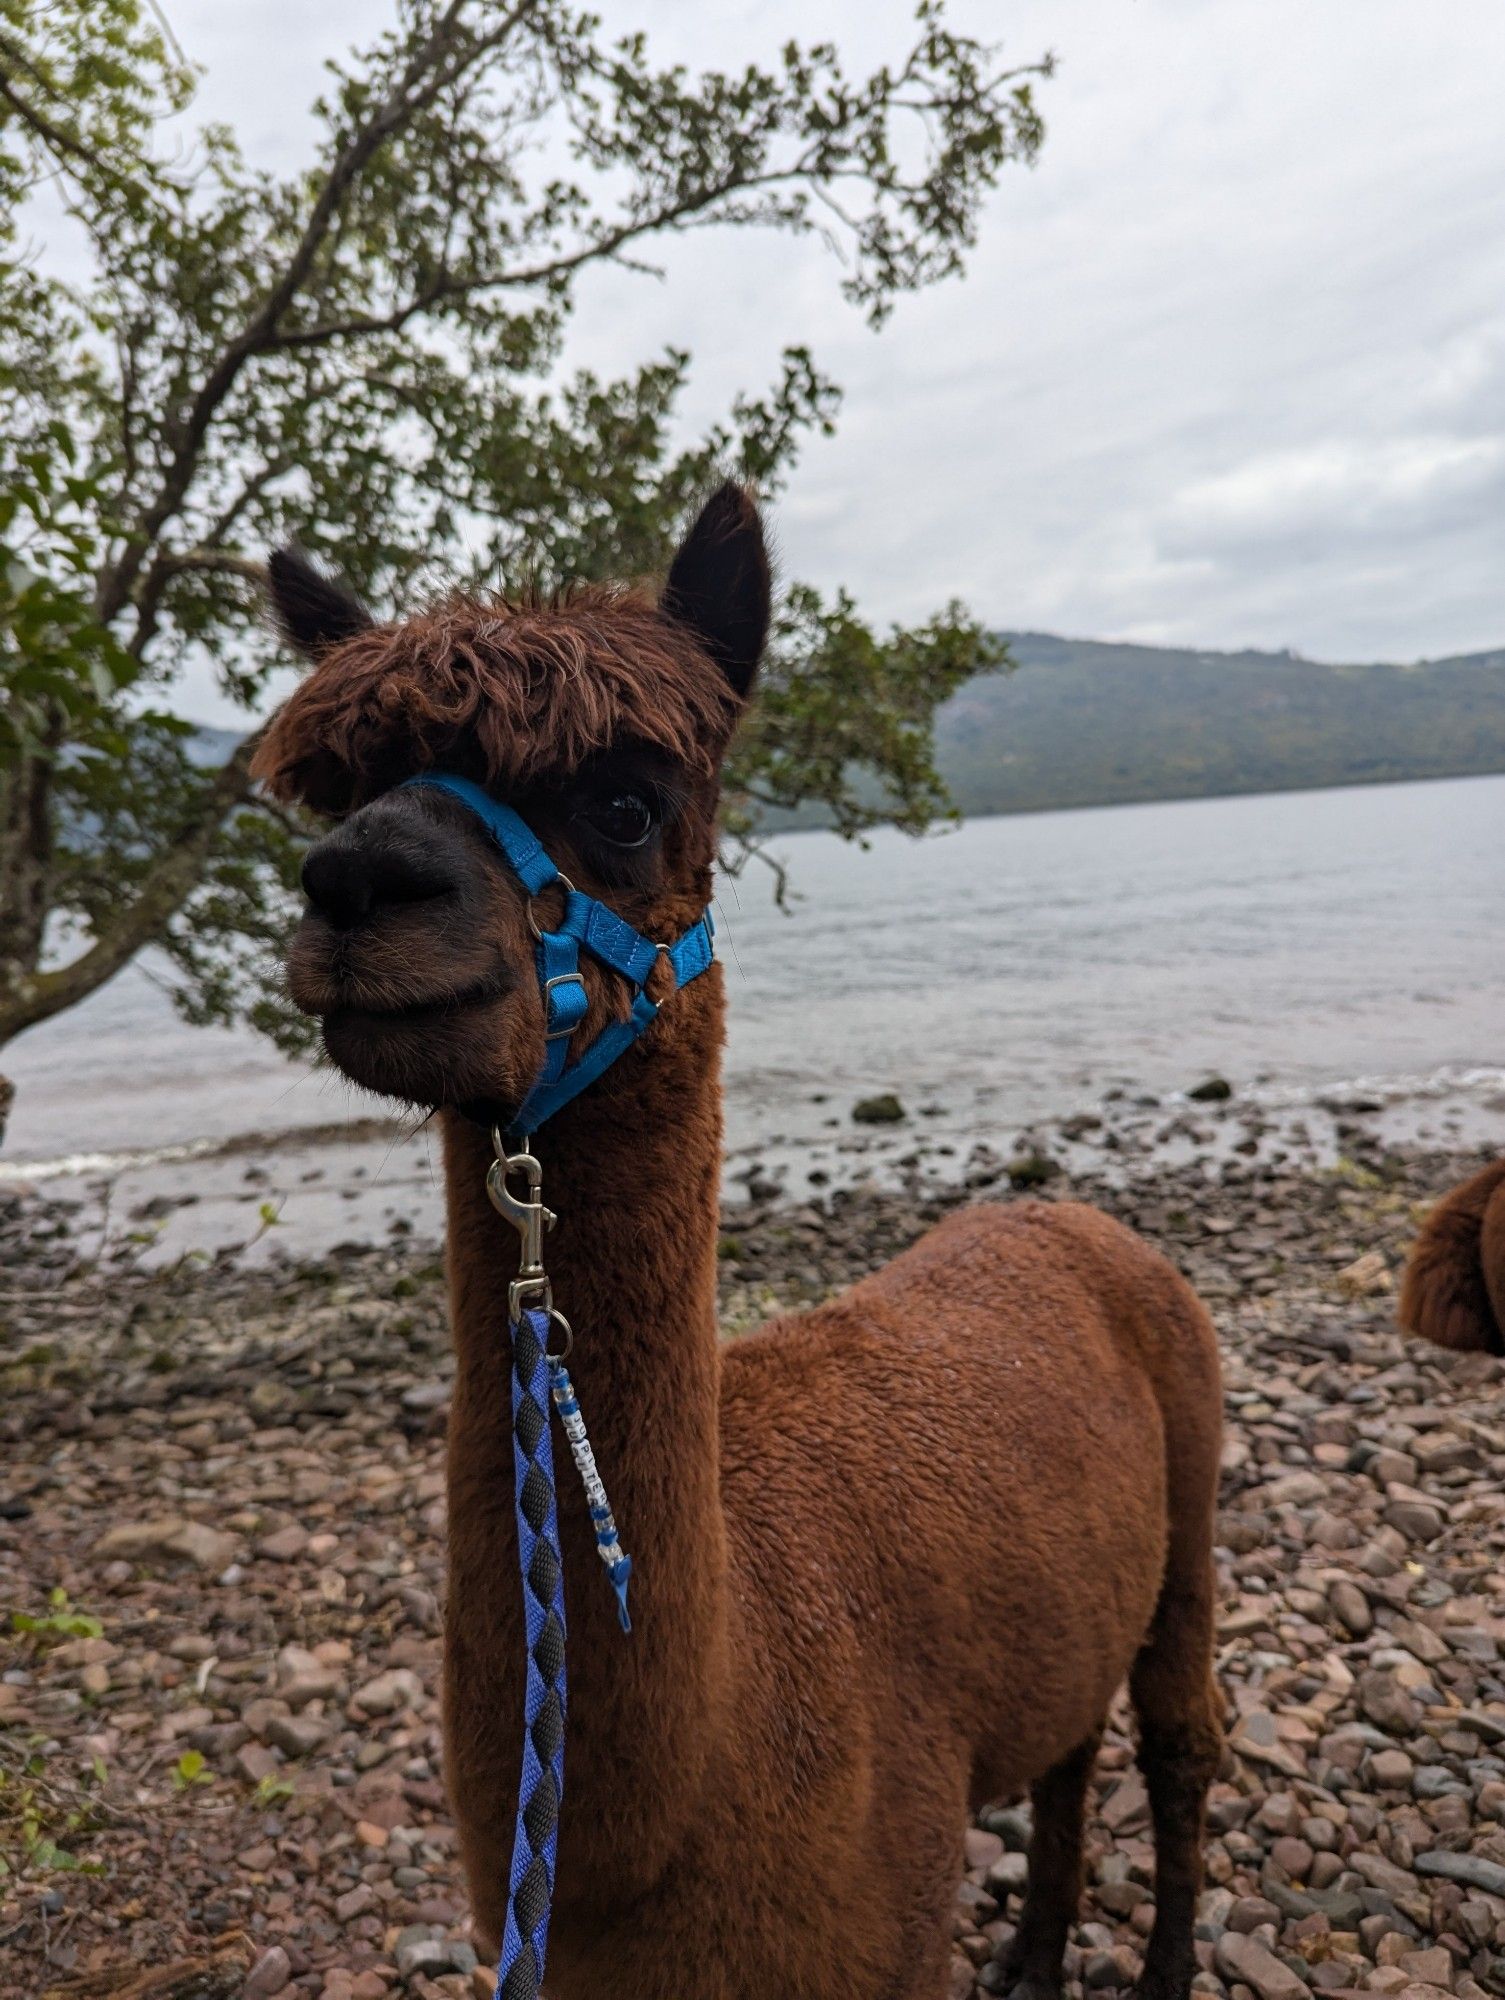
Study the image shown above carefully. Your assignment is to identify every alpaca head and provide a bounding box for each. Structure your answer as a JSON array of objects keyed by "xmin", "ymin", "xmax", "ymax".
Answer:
[{"xmin": 253, "ymin": 483, "xmax": 770, "ymax": 1120}]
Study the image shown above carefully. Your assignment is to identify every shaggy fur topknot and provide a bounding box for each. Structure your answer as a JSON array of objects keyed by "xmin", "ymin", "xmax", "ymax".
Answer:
[{"xmin": 251, "ymin": 584, "xmax": 741, "ymax": 814}]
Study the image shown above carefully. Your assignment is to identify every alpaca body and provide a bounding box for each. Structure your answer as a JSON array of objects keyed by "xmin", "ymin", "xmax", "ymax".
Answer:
[
  {"xmin": 440, "ymin": 1090, "xmax": 1222, "ymax": 2000},
  {"xmin": 1399, "ymin": 1158, "xmax": 1505, "ymax": 1354},
  {"xmin": 258, "ymin": 484, "xmax": 1224, "ymax": 2000}
]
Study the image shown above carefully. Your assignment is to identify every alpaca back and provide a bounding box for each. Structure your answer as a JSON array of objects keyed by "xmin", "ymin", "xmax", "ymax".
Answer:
[{"xmin": 1399, "ymin": 1159, "xmax": 1505, "ymax": 1354}]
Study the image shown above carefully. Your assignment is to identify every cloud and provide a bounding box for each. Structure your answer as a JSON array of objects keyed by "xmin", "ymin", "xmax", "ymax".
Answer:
[{"xmin": 156, "ymin": 0, "xmax": 1505, "ymax": 722}]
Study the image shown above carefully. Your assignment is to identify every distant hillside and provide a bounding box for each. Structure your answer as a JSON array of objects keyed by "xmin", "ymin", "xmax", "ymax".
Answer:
[
  {"xmin": 189, "ymin": 633, "xmax": 1505, "ymax": 826},
  {"xmin": 932, "ymin": 634, "xmax": 1505, "ymax": 818}
]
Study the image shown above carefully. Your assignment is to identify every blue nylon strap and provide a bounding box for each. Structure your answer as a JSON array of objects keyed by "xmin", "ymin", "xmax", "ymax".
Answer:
[
  {"xmin": 404, "ymin": 773, "xmax": 558, "ymax": 897},
  {"xmin": 397, "ymin": 772, "xmax": 715, "ymax": 1140}
]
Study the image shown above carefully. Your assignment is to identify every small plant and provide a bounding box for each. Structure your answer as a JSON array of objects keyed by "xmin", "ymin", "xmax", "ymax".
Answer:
[
  {"xmin": 253, "ymin": 1774, "xmax": 295, "ymax": 1807},
  {"xmin": 172, "ymin": 1750, "xmax": 213, "ymax": 1791},
  {"xmin": 10, "ymin": 1588, "xmax": 103, "ymax": 1643},
  {"xmin": 0, "ymin": 1749, "xmax": 108, "ymax": 1880}
]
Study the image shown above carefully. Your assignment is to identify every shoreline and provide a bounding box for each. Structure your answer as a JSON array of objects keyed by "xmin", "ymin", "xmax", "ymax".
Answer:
[{"xmin": 3, "ymin": 1062, "xmax": 1502, "ymax": 1269}]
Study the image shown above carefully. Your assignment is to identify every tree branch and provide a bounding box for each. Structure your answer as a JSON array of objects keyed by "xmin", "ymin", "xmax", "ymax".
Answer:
[
  {"xmin": 93, "ymin": 0, "xmax": 539, "ymax": 626},
  {"xmin": 0, "ymin": 737, "xmax": 259, "ymax": 1042}
]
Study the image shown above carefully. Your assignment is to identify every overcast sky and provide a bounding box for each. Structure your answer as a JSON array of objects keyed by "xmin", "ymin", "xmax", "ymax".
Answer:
[{"xmin": 162, "ymin": 0, "xmax": 1505, "ymax": 723}]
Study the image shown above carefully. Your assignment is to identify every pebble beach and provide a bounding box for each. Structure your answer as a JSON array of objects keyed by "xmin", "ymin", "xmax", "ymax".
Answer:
[{"xmin": 2, "ymin": 1092, "xmax": 1504, "ymax": 2000}]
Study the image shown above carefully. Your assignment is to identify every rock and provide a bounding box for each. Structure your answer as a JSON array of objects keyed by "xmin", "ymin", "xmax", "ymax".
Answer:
[
  {"xmin": 264, "ymin": 1712, "xmax": 329, "ymax": 1757},
  {"xmin": 852, "ymin": 1093, "xmax": 905, "ymax": 1124},
  {"xmin": 1214, "ymin": 1931, "xmax": 1312, "ymax": 2000},
  {"xmin": 1383, "ymin": 1498, "xmax": 1445, "ymax": 1544},
  {"xmin": 1189, "ymin": 1077, "xmax": 1234, "ymax": 1102},
  {"xmin": 987, "ymin": 1852, "xmax": 1029, "ymax": 1896},
  {"xmin": 1006, "ymin": 1152, "xmax": 1061, "ymax": 1188},
  {"xmin": 1229, "ymin": 1709, "xmax": 1306, "ymax": 1778},
  {"xmin": 335, "ymin": 1882, "xmax": 377, "ymax": 1921},
  {"xmin": 245, "ymin": 1947, "xmax": 293, "ymax": 1999},
  {"xmin": 395, "ymin": 1937, "xmax": 450, "ymax": 1980},
  {"xmin": 1358, "ymin": 1671, "xmax": 1421, "ymax": 1734},
  {"xmin": 259, "ymin": 1524, "xmax": 310, "ymax": 1561},
  {"xmin": 92, "ymin": 1516, "xmax": 238, "ymax": 1572},
  {"xmin": 350, "ymin": 1666, "xmax": 425, "ymax": 1717},
  {"xmin": 235, "ymin": 1742, "xmax": 282, "ymax": 1784},
  {"xmin": 1398, "ymin": 1948, "xmax": 1454, "ymax": 1988},
  {"xmin": 1370, "ymin": 1749, "xmax": 1415, "ymax": 1789},
  {"xmin": 1228, "ymin": 1896, "xmax": 1283, "ymax": 1934},
  {"xmin": 1335, "ymin": 1251, "xmax": 1391, "ymax": 1297},
  {"xmin": 277, "ymin": 1643, "xmax": 344, "ymax": 1707},
  {"xmin": 1270, "ymin": 1837, "xmax": 1315, "ymax": 1880},
  {"xmin": 1329, "ymin": 1579, "xmax": 1373, "ymax": 1636},
  {"xmin": 1413, "ymin": 1851, "xmax": 1505, "ymax": 1897},
  {"xmin": 964, "ymin": 1827, "xmax": 1005, "ymax": 1872}
]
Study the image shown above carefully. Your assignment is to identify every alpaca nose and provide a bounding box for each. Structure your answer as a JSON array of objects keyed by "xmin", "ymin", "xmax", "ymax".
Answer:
[{"xmin": 301, "ymin": 812, "xmax": 461, "ymax": 929}]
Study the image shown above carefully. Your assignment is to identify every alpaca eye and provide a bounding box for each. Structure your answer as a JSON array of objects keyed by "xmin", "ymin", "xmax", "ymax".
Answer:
[{"xmin": 586, "ymin": 788, "xmax": 656, "ymax": 849}]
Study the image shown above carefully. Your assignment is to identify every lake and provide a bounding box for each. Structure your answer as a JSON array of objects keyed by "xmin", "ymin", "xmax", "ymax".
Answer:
[{"xmin": 6, "ymin": 773, "xmax": 1501, "ymax": 1254}]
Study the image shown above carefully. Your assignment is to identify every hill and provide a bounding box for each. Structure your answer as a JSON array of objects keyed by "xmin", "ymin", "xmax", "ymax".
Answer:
[
  {"xmin": 189, "ymin": 634, "xmax": 1505, "ymax": 826},
  {"xmin": 933, "ymin": 634, "xmax": 1505, "ymax": 817}
]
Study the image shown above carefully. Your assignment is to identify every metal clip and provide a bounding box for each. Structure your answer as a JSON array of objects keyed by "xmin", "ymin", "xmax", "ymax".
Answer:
[{"xmin": 487, "ymin": 1128, "xmax": 557, "ymax": 1321}]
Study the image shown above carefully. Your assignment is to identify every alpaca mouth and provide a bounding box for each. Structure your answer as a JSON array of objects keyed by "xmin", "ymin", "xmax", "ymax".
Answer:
[
  {"xmin": 315, "ymin": 963, "xmax": 520, "ymax": 1108},
  {"xmin": 321, "ymin": 965, "xmax": 514, "ymax": 1037}
]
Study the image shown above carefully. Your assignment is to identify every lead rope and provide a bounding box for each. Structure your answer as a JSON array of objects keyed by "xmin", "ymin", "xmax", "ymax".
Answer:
[{"xmin": 488, "ymin": 1138, "xmax": 632, "ymax": 2000}]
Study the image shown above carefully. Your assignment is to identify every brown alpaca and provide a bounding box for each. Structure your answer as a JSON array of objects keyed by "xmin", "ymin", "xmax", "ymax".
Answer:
[
  {"xmin": 255, "ymin": 487, "xmax": 1224, "ymax": 2000},
  {"xmin": 1399, "ymin": 1159, "xmax": 1505, "ymax": 1355}
]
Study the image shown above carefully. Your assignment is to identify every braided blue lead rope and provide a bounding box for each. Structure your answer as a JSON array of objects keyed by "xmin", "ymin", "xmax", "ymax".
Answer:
[
  {"xmin": 495, "ymin": 1307, "xmax": 567, "ymax": 2000},
  {"xmin": 494, "ymin": 1311, "xmax": 634, "ymax": 1999}
]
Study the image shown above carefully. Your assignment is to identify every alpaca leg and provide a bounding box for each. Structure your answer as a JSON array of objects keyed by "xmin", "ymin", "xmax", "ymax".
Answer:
[
  {"xmin": 998, "ymin": 1726, "xmax": 1103, "ymax": 2000},
  {"xmin": 1129, "ymin": 1569, "xmax": 1223, "ymax": 2000}
]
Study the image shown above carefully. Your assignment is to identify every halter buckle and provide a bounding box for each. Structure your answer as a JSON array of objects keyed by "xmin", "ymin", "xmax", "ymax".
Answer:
[{"xmin": 542, "ymin": 971, "xmax": 587, "ymax": 1040}]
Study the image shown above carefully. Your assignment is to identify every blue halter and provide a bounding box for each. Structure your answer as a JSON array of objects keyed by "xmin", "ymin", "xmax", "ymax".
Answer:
[{"xmin": 401, "ymin": 772, "xmax": 715, "ymax": 1139}]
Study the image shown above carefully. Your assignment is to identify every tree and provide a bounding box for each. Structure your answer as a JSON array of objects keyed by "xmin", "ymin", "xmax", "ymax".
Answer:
[{"xmin": 0, "ymin": 0, "xmax": 1046, "ymax": 1134}]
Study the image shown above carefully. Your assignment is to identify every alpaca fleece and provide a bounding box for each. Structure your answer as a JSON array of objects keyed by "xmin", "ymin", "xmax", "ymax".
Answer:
[
  {"xmin": 1399, "ymin": 1157, "xmax": 1505, "ymax": 1355},
  {"xmin": 263, "ymin": 485, "xmax": 1226, "ymax": 2000}
]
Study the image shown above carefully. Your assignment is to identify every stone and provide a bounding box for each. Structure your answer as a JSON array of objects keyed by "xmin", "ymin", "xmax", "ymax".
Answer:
[
  {"xmin": 1413, "ymin": 1850, "xmax": 1505, "ymax": 1896},
  {"xmin": 1330, "ymin": 1580, "xmax": 1373, "ymax": 1636},
  {"xmin": 259, "ymin": 1524, "xmax": 310, "ymax": 1561},
  {"xmin": 1271, "ymin": 1837, "xmax": 1316, "ymax": 1881},
  {"xmin": 852, "ymin": 1093, "xmax": 905, "ymax": 1124},
  {"xmin": 1359, "ymin": 1672, "xmax": 1421, "ymax": 1735},
  {"xmin": 1397, "ymin": 1949, "xmax": 1453, "ymax": 1989},
  {"xmin": 395, "ymin": 1937, "xmax": 450, "ymax": 1979},
  {"xmin": 1214, "ymin": 1930, "xmax": 1312, "ymax": 2000},
  {"xmin": 987, "ymin": 1852, "xmax": 1029, "ymax": 1896},
  {"xmin": 235, "ymin": 1742, "xmax": 282, "ymax": 1784},
  {"xmin": 350, "ymin": 1666, "xmax": 425, "ymax": 1717},
  {"xmin": 264, "ymin": 1712, "xmax": 329, "ymax": 1757},
  {"xmin": 245, "ymin": 1947, "xmax": 293, "ymax": 2000},
  {"xmin": 1230, "ymin": 1709, "xmax": 1307, "ymax": 1778},
  {"xmin": 1336, "ymin": 1251, "xmax": 1391, "ymax": 1297},
  {"xmin": 1188, "ymin": 1076, "xmax": 1233, "ymax": 1102},
  {"xmin": 1370, "ymin": 1749, "xmax": 1414, "ymax": 1789},
  {"xmin": 92, "ymin": 1516, "xmax": 238, "ymax": 1572},
  {"xmin": 1384, "ymin": 1499, "xmax": 1445, "ymax": 1545}
]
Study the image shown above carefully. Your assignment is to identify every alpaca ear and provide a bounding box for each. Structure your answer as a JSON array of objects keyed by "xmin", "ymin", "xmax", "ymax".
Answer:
[
  {"xmin": 661, "ymin": 482, "xmax": 771, "ymax": 698},
  {"xmin": 266, "ymin": 546, "xmax": 373, "ymax": 660}
]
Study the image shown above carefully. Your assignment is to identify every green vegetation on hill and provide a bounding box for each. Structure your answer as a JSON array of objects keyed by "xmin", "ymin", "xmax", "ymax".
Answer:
[{"xmin": 931, "ymin": 633, "xmax": 1505, "ymax": 818}]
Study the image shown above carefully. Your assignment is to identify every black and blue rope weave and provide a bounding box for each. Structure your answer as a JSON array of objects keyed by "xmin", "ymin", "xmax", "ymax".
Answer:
[{"xmin": 495, "ymin": 1305, "xmax": 568, "ymax": 2000}]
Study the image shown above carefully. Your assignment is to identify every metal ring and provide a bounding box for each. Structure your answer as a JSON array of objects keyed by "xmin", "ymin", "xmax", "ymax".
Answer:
[
  {"xmin": 543, "ymin": 1308, "xmax": 574, "ymax": 1362},
  {"xmin": 527, "ymin": 875, "xmax": 577, "ymax": 943}
]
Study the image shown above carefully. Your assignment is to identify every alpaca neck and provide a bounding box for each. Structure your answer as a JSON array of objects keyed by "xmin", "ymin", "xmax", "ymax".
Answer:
[{"xmin": 440, "ymin": 977, "xmax": 729, "ymax": 1889}]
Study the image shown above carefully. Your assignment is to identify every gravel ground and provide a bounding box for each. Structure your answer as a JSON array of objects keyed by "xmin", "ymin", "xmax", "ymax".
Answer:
[{"xmin": 2, "ymin": 1126, "xmax": 1503, "ymax": 2000}]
